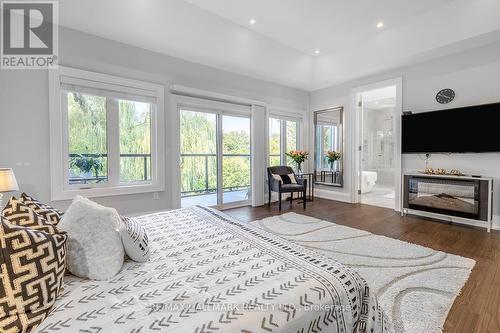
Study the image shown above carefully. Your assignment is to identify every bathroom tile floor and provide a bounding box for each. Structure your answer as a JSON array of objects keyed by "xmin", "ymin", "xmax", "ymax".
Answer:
[{"xmin": 361, "ymin": 184, "xmax": 395, "ymax": 209}]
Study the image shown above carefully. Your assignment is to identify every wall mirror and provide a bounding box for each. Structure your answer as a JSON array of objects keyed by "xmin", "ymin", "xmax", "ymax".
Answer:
[{"xmin": 314, "ymin": 107, "xmax": 344, "ymax": 187}]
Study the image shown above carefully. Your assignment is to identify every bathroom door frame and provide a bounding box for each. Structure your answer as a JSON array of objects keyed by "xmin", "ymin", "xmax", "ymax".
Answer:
[{"xmin": 351, "ymin": 77, "xmax": 403, "ymax": 212}]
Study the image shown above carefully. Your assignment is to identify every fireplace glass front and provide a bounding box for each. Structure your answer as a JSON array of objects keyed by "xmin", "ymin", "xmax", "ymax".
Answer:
[{"xmin": 407, "ymin": 177, "xmax": 479, "ymax": 219}]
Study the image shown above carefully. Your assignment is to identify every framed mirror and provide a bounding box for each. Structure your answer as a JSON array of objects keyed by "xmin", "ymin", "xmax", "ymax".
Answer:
[{"xmin": 314, "ymin": 107, "xmax": 344, "ymax": 187}]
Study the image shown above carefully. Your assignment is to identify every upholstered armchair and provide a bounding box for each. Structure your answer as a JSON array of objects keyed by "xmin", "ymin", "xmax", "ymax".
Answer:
[{"xmin": 267, "ymin": 166, "xmax": 307, "ymax": 211}]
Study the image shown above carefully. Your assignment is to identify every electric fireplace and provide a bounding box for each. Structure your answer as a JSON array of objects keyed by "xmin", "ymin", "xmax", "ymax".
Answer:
[{"xmin": 403, "ymin": 174, "xmax": 493, "ymax": 230}]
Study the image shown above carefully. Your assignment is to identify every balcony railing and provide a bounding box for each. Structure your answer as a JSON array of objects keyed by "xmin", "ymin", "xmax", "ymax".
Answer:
[
  {"xmin": 69, "ymin": 153, "xmax": 250, "ymax": 198},
  {"xmin": 69, "ymin": 153, "xmax": 150, "ymax": 184},
  {"xmin": 181, "ymin": 153, "xmax": 251, "ymax": 198}
]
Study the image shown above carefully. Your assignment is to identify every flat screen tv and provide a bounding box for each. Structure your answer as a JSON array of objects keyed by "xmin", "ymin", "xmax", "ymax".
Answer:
[{"xmin": 401, "ymin": 102, "xmax": 500, "ymax": 153}]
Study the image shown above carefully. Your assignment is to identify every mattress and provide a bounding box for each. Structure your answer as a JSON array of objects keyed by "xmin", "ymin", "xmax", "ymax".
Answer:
[{"xmin": 36, "ymin": 206, "xmax": 392, "ymax": 333}]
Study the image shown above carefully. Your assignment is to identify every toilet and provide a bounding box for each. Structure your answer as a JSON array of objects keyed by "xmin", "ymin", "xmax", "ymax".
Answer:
[{"xmin": 361, "ymin": 171, "xmax": 378, "ymax": 193}]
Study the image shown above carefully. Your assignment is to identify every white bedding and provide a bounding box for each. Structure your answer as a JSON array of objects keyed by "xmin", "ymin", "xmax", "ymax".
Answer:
[{"xmin": 36, "ymin": 207, "xmax": 392, "ymax": 333}]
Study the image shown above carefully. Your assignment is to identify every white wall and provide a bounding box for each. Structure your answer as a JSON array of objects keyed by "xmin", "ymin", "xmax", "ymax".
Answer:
[
  {"xmin": 310, "ymin": 41, "xmax": 500, "ymax": 223},
  {"xmin": 0, "ymin": 27, "xmax": 308, "ymax": 215}
]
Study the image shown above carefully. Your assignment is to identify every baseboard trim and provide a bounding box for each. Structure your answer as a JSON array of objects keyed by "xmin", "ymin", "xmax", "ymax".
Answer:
[{"xmin": 314, "ymin": 189, "xmax": 351, "ymax": 203}]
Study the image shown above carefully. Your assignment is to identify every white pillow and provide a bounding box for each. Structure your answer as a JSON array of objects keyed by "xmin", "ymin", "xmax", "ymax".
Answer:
[
  {"xmin": 121, "ymin": 216, "xmax": 150, "ymax": 262},
  {"xmin": 271, "ymin": 174, "xmax": 282, "ymax": 182},
  {"xmin": 58, "ymin": 196, "xmax": 124, "ymax": 280}
]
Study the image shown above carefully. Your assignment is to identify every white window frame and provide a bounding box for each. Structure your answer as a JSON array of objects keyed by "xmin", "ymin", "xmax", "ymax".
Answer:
[{"xmin": 49, "ymin": 66, "xmax": 165, "ymax": 200}]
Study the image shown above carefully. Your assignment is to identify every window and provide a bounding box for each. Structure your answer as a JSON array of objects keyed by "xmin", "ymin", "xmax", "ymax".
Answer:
[
  {"xmin": 285, "ymin": 120, "xmax": 298, "ymax": 166},
  {"xmin": 119, "ymin": 100, "xmax": 152, "ymax": 182},
  {"xmin": 269, "ymin": 118, "xmax": 281, "ymax": 166},
  {"xmin": 268, "ymin": 117, "xmax": 300, "ymax": 166},
  {"xmin": 67, "ymin": 92, "xmax": 108, "ymax": 184},
  {"xmin": 49, "ymin": 67, "xmax": 164, "ymax": 200}
]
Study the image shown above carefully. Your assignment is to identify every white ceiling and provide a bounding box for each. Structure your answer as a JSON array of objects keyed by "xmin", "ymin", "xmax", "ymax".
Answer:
[
  {"xmin": 183, "ymin": 0, "xmax": 451, "ymax": 56},
  {"xmin": 59, "ymin": 0, "xmax": 500, "ymax": 91}
]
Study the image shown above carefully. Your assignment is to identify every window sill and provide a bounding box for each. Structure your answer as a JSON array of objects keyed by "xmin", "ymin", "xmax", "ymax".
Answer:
[{"xmin": 51, "ymin": 183, "xmax": 164, "ymax": 201}]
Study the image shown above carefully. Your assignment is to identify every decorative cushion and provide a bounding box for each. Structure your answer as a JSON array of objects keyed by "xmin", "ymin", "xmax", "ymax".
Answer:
[
  {"xmin": 19, "ymin": 193, "xmax": 63, "ymax": 225},
  {"xmin": 271, "ymin": 174, "xmax": 282, "ymax": 182},
  {"xmin": 121, "ymin": 217, "xmax": 150, "ymax": 262},
  {"xmin": 58, "ymin": 196, "xmax": 124, "ymax": 280},
  {"xmin": 272, "ymin": 173, "xmax": 297, "ymax": 184},
  {"xmin": 0, "ymin": 216, "xmax": 67, "ymax": 333},
  {"xmin": 2, "ymin": 197, "xmax": 59, "ymax": 234}
]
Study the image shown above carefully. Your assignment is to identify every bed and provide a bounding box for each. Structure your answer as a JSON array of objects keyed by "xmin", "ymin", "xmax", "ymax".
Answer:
[{"xmin": 36, "ymin": 206, "xmax": 392, "ymax": 333}]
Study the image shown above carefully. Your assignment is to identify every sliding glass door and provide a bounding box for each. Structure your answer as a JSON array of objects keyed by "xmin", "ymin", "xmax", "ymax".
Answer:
[{"xmin": 180, "ymin": 109, "xmax": 251, "ymax": 207}]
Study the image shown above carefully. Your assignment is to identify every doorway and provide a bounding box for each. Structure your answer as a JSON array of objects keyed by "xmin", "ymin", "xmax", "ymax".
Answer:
[
  {"xmin": 354, "ymin": 79, "xmax": 402, "ymax": 210},
  {"xmin": 179, "ymin": 109, "xmax": 251, "ymax": 208}
]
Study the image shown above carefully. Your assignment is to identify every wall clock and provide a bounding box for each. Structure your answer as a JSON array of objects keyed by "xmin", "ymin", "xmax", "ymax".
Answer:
[{"xmin": 436, "ymin": 88, "xmax": 455, "ymax": 104}]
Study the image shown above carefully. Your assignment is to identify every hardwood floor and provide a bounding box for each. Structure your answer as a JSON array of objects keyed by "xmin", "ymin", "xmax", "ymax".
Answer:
[{"xmin": 223, "ymin": 198, "xmax": 500, "ymax": 333}]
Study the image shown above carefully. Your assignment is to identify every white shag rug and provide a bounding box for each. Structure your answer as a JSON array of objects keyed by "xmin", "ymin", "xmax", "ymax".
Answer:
[{"xmin": 250, "ymin": 213, "xmax": 475, "ymax": 333}]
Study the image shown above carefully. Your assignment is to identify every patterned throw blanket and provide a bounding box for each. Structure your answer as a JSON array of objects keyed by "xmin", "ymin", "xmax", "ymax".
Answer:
[{"xmin": 36, "ymin": 207, "xmax": 392, "ymax": 333}]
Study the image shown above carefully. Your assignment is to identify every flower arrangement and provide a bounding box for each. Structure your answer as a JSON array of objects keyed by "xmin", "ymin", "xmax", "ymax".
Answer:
[
  {"xmin": 325, "ymin": 150, "xmax": 341, "ymax": 163},
  {"xmin": 286, "ymin": 150, "xmax": 308, "ymax": 173},
  {"xmin": 325, "ymin": 151, "xmax": 341, "ymax": 171}
]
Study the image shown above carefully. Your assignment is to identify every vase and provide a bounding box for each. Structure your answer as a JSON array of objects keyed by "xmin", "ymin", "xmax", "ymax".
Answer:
[
  {"xmin": 329, "ymin": 161, "xmax": 334, "ymax": 171},
  {"xmin": 296, "ymin": 162, "xmax": 302, "ymax": 175}
]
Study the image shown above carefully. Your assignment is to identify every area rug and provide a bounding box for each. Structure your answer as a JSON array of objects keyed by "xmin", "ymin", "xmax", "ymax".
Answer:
[{"xmin": 250, "ymin": 213, "xmax": 475, "ymax": 333}]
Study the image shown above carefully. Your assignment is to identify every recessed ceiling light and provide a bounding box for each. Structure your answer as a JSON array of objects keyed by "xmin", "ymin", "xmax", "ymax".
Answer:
[
  {"xmin": 249, "ymin": 19, "xmax": 256, "ymax": 25},
  {"xmin": 376, "ymin": 21, "xmax": 384, "ymax": 29},
  {"xmin": 314, "ymin": 50, "xmax": 320, "ymax": 55}
]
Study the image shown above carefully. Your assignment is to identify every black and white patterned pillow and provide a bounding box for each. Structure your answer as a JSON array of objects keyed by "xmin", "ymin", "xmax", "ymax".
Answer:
[
  {"xmin": 0, "ymin": 216, "xmax": 67, "ymax": 333},
  {"xmin": 2, "ymin": 197, "xmax": 59, "ymax": 234},
  {"xmin": 121, "ymin": 216, "xmax": 150, "ymax": 262},
  {"xmin": 272, "ymin": 173, "xmax": 297, "ymax": 184},
  {"xmin": 19, "ymin": 193, "xmax": 63, "ymax": 225}
]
